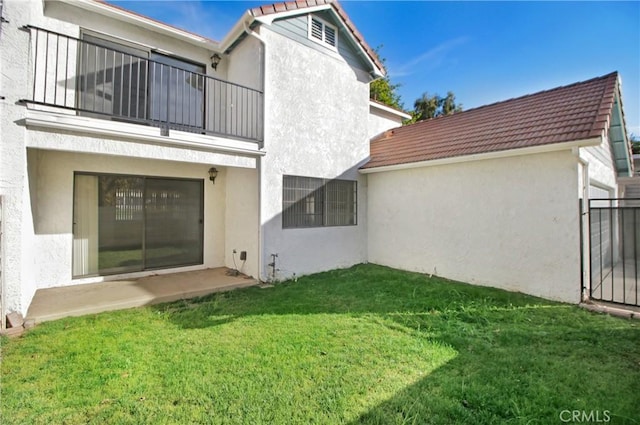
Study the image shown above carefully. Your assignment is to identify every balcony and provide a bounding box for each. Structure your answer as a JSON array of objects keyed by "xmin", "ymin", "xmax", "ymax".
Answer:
[{"xmin": 21, "ymin": 26, "xmax": 263, "ymax": 144}]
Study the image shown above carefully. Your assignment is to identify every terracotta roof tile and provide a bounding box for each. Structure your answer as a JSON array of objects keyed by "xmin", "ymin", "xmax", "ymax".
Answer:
[
  {"xmin": 251, "ymin": 0, "xmax": 384, "ymax": 71},
  {"xmin": 362, "ymin": 72, "xmax": 619, "ymax": 169}
]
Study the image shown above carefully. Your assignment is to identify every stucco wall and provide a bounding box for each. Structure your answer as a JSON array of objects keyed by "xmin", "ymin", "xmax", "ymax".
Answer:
[
  {"xmin": 368, "ymin": 105, "xmax": 403, "ymax": 140},
  {"xmin": 258, "ymin": 25, "xmax": 370, "ymax": 281},
  {"xmin": 43, "ymin": 1, "xmax": 216, "ymax": 80},
  {"xmin": 580, "ymin": 137, "xmax": 618, "ymax": 193},
  {"xmin": 28, "ymin": 149, "xmax": 228, "ymax": 288},
  {"xmin": 0, "ymin": 0, "xmax": 262, "ymax": 315},
  {"xmin": 1, "ymin": 0, "xmax": 40, "ymax": 315},
  {"xmin": 224, "ymin": 167, "xmax": 260, "ymax": 278},
  {"xmin": 226, "ymin": 35, "xmax": 262, "ymax": 92},
  {"xmin": 367, "ymin": 150, "xmax": 582, "ymax": 303}
]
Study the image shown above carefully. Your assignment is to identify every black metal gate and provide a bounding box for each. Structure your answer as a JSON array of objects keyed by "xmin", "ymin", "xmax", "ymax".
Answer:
[{"xmin": 588, "ymin": 198, "xmax": 640, "ymax": 307}]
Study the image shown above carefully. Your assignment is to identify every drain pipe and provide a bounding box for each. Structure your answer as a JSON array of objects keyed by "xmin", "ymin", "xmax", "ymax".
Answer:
[
  {"xmin": 242, "ymin": 20, "xmax": 269, "ymax": 282},
  {"xmin": 574, "ymin": 148, "xmax": 590, "ymax": 302}
]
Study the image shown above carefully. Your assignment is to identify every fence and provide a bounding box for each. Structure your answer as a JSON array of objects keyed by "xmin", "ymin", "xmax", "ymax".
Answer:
[
  {"xmin": 589, "ymin": 198, "xmax": 640, "ymax": 307},
  {"xmin": 21, "ymin": 26, "xmax": 263, "ymax": 142}
]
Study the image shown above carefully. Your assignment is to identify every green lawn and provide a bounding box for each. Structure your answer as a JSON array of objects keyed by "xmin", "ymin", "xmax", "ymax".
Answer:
[{"xmin": 2, "ymin": 264, "xmax": 639, "ymax": 424}]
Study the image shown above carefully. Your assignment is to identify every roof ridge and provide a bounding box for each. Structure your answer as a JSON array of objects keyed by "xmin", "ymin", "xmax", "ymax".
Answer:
[
  {"xmin": 401, "ymin": 71, "xmax": 619, "ymax": 131},
  {"xmin": 364, "ymin": 72, "xmax": 622, "ymax": 169}
]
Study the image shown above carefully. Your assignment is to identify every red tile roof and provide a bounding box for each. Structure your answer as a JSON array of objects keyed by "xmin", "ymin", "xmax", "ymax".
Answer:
[
  {"xmin": 362, "ymin": 72, "xmax": 620, "ymax": 170},
  {"xmin": 251, "ymin": 0, "xmax": 384, "ymax": 72}
]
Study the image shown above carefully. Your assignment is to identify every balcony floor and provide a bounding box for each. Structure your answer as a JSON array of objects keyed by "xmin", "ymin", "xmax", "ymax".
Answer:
[{"xmin": 26, "ymin": 267, "xmax": 258, "ymax": 324}]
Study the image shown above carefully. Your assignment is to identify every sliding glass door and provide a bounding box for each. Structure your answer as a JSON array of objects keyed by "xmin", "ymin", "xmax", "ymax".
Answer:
[
  {"xmin": 73, "ymin": 173, "xmax": 203, "ymax": 277},
  {"xmin": 144, "ymin": 178, "xmax": 204, "ymax": 269}
]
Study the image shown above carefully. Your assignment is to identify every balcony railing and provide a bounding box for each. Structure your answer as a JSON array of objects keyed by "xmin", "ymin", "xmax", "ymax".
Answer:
[{"xmin": 21, "ymin": 26, "xmax": 263, "ymax": 143}]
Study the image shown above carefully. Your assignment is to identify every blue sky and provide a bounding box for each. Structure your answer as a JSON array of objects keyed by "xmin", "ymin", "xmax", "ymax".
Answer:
[{"xmin": 110, "ymin": 0, "xmax": 640, "ymax": 135}]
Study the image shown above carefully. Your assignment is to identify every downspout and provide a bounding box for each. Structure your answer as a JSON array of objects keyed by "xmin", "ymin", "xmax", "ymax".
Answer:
[
  {"xmin": 575, "ymin": 148, "xmax": 590, "ymax": 302},
  {"xmin": 242, "ymin": 20, "xmax": 268, "ymax": 282}
]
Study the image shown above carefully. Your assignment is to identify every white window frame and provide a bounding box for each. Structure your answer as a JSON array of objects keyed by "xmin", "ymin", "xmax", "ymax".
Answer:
[{"xmin": 307, "ymin": 14, "xmax": 338, "ymax": 51}]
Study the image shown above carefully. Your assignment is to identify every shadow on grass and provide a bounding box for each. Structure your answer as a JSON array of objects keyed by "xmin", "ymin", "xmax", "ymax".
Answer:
[{"xmin": 151, "ymin": 264, "xmax": 640, "ymax": 424}]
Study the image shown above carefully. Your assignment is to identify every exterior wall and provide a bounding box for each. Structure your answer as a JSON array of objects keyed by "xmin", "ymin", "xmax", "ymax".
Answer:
[
  {"xmin": 270, "ymin": 13, "xmax": 369, "ymax": 73},
  {"xmin": 43, "ymin": 1, "xmax": 214, "ymax": 79},
  {"xmin": 1, "ymin": 0, "xmax": 40, "ymax": 315},
  {"xmin": 258, "ymin": 24, "xmax": 370, "ymax": 281},
  {"xmin": 368, "ymin": 104, "xmax": 404, "ymax": 139},
  {"xmin": 367, "ymin": 150, "xmax": 582, "ymax": 303},
  {"xmin": 27, "ymin": 149, "xmax": 228, "ymax": 288},
  {"xmin": 224, "ymin": 167, "xmax": 260, "ymax": 278},
  {"xmin": 580, "ymin": 137, "xmax": 618, "ymax": 193},
  {"xmin": 0, "ymin": 0, "xmax": 261, "ymax": 315},
  {"xmin": 226, "ymin": 34, "xmax": 263, "ymax": 91}
]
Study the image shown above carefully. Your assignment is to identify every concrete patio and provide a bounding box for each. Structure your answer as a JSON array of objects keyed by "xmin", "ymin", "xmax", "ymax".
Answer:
[
  {"xmin": 591, "ymin": 259, "xmax": 639, "ymax": 306},
  {"xmin": 26, "ymin": 267, "xmax": 258, "ymax": 324}
]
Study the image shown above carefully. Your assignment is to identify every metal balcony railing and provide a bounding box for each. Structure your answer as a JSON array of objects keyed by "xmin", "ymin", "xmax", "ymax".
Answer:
[{"xmin": 21, "ymin": 26, "xmax": 263, "ymax": 143}]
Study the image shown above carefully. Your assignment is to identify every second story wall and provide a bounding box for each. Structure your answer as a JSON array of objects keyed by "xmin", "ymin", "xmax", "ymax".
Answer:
[
  {"xmin": 257, "ymin": 13, "xmax": 372, "ymax": 280},
  {"xmin": 260, "ymin": 15, "xmax": 371, "ymax": 175},
  {"xmin": 43, "ymin": 1, "xmax": 214, "ymax": 76}
]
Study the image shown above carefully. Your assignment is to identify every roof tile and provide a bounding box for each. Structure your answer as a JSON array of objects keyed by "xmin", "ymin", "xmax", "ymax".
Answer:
[{"xmin": 362, "ymin": 72, "xmax": 619, "ymax": 169}]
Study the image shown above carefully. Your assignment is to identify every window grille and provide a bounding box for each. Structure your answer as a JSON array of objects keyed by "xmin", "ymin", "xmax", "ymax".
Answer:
[{"xmin": 283, "ymin": 175, "xmax": 356, "ymax": 228}]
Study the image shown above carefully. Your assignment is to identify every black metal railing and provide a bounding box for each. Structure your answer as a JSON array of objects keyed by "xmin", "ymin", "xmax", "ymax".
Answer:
[
  {"xmin": 589, "ymin": 198, "xmax": 640, "ymax": 307},
  {"xmin": 21, "ymin": 26, "xmax": 263, "ymax": 143}
]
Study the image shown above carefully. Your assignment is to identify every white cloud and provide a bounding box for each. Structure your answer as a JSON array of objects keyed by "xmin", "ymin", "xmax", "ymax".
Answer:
[
  {"xmin": 112, "ymin": 0, "xmax": 240, "ymax": 41},
  {"xmin": 389, "ymin": 36, "xmax": 469, "ymax": 77}
]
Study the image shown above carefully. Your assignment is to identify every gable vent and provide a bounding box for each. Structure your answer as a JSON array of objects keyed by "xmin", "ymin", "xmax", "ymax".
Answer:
[
  {"xmin": 324, "ymin": 25, "xmax": 336, "ymax": 47},
  {"xmin": 308, "ymin": 15, "xmax": 338, "ymax": 50},
  {"xmin": 311, "ymin": 18, "xmax": 323, "ymax": 41}
]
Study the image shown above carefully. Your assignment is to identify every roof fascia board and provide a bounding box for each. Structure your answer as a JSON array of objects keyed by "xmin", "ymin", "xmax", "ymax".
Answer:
[
  {"xmin": 53, "ymin": 0, "xmax": 220, "ymax": 50},
  {"xmin": 369, "ymin": 101, "xmax": 411, "ymax": 120},
  {"xmin": 327, "ymin": 5, "xmax": 384, "ymax": 77},
  {"xmin": 360, "ymin": 138, "xmax": 602, "ymax": 174},
  {"xmin": 219, "ymin": 10, "xmax": 254, "ymax": 53},
  {"xmin": 253, "ymin": 5, "xmax": 332, "ymax": 25},
  {"xmin": 612, "ymin": 88, "xmax": 633, "ymax": 176}
]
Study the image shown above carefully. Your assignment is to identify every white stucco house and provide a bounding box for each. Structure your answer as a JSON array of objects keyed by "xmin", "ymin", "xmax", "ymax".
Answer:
[
  {"xmin": 0, "ymin": 0, "xmax": 408, "ymax": 320},
  {"xmin": 0, "ymin": 0, "xmax": 634, "ymax": 324},
  {"xmin": 362, "ymin": 72, "xmax": 634, "ymax": 303}
]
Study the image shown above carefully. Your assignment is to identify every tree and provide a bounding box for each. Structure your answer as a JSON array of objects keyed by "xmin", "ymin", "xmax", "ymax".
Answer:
[
  {"xmin": 410, "ymin": 91, "xmax": 462, "ymax": 123},
  {"xmin": 441, "ymin": 91, "xmax": 463, "ymax": 116},
  {"xmin": 631, "ymin": 133, "xmax": 640, "ymax": 154},
  {"xmin": 369, "ymin": 46, "xmax": 403, "ymax": 110}
]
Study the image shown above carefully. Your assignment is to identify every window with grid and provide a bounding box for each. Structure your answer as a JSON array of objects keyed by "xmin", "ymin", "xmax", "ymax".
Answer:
[
  {"xmin": 308, "ymin": 15, "xmax": 338, "ymax": 49},
  {"xmin": 283, "ymin": 175, "xmax": 356, "ymax": 228}
]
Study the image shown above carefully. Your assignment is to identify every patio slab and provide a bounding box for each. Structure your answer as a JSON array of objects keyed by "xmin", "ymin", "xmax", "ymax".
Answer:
[
  {"xmin": 591, "ymin": 259, "xmax": 639, "ymax": 306},
  {"xmin": 26, "ymin": 268, "xmax": 258, "ymax": 324}
]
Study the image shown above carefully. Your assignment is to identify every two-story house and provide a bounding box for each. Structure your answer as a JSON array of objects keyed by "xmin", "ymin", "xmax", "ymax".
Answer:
[
  {"xmin": 2, "ymin": 0, "xmax": 635, "ymax": 324},
  {"xmin": 0, "ymin": 0, "xmax": 407, "ymax": 319}
]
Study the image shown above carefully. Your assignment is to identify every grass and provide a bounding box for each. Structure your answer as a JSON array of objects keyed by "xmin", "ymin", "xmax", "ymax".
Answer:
[{"xmin": 1, "ymin": 264, "xmax": 639, "ymax": 424}]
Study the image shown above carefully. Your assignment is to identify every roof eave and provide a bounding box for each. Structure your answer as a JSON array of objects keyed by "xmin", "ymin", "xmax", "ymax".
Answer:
[
  {"xmin": 234, "ymin": 3, "xmax": 384, "ymax": 77},
  {"xmin": 360, "ymin": 137, "xmax": 602, "ymax": 174},
  {"xmin": 369, "ymin": 101, "xmax": 411, "ymax": 120},
  {"xmin": 219, "ymin": 10, "xmax": 255, "ymax": 53},
  {"xmin": 55, "ymin": 0, "xmax": 220, "ymax": 50}
]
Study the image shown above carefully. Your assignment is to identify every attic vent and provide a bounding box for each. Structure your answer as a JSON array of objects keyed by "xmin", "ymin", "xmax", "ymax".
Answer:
[
  {"xmin": 311, "ymin": 18, "xmax": 323, "ymax": 40},
  {"xmin": 308, "ymin": 15, "xmax": 338, "ymax": 49},
  {"xmin": 324, "ymin": 25, "xmax": 336, "ymax": 47}
]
